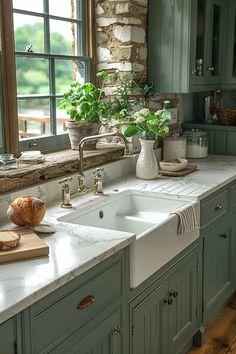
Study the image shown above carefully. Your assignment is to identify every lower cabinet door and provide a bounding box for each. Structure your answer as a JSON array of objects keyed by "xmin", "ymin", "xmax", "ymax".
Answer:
[
  {"xmin": 131, "ymin": 281, "xmax": 169, "ymax": 354},
  {"xmin": 203, "ymin": 216, "xmax": 234, "ymax": 323},
  {"xmin": 0, "ymin": 318, "xmax": 15, "ymax": 354},
  {"xmin": 50, "ymin": 309, "xmax": 122, "ymax": 354},
  {"xmin": 130, "ymin": 250, "xmax": 199, "ymax": 354},
  {"xmin": 168, "ymin": 253, "xmax": 198, "ymax": 354}
]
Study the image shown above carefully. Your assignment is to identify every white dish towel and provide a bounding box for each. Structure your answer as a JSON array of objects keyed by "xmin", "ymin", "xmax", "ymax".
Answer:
[{"xmin": 171, "ymin": 203, "xmax": 200, "ymax": 234}]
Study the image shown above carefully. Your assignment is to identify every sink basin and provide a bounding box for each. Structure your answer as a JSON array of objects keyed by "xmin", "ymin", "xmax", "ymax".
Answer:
[{"xmin": 59, "ymin": 190, "xmax": 199, "ymax": 288}]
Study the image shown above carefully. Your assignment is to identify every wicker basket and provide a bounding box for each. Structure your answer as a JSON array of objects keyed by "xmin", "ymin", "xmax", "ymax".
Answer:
[{"xmin": 216, "ymin": 107, "xmax": 236, "ymax": 126}]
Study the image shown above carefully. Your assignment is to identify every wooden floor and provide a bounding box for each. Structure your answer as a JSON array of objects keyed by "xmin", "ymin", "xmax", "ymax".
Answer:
[{"xmin": 188, "ymin": 296, "xmax": 236, "ymax": 354}]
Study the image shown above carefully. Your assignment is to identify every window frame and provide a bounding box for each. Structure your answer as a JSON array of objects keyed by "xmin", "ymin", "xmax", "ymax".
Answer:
[{"xmin": 0, "ymin": 0, "xmax": 95, "ymax": 155}]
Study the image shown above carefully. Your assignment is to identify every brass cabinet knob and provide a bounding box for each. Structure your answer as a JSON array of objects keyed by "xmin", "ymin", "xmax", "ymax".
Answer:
[
  {"xmin": 113, "ymin": 325, "xmax": 121, "ymax": 335},
  {"xmin": 215, "ymin": 203, "xmax": 223, "ymax": 211},
  {"xmin": 164, "ymin": 298, "xmax": 173, "ymax": 305},
  {"xmin": 220, "ymin": 233, "xmax": 228, "ymax": 239},
  {"xmin": 169, "ymin": 291, "xmax": 178, "ymax": 298}
]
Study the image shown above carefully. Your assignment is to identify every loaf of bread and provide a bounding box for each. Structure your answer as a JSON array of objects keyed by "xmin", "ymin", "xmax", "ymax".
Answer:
[
  {"xmin": 7, "ymin": 195, "xmax": 46, "ymax": 226},
  {"xmin": 0, "ymin": 230, "xmax": 21, "ymax": 251}
]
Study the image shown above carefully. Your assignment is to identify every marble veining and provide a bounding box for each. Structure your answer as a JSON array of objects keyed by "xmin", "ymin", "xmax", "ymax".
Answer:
[{"xmin": 1, "ymin": 154, "xmax": 236, "ymax": 324}]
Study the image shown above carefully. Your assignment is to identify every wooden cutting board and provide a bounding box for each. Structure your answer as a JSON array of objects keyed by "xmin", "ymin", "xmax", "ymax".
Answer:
[
  {"xmin": 159, "ymin": 164, "xmax": 198, "ymax": 177},
  {"xmin": 0, "ymin": 228, "xmax": 49, "ymax": 264}
]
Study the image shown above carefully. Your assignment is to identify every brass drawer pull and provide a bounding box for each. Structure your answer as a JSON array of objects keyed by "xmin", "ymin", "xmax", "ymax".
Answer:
[
  {"xmin": 76, "ymin": 295, "xmax": 94, "ymax": 309},
  {"xmin": 220, "ymin": 233, "xmax": 228, "ymax": 239},
  {"xmin": 215, "ymin": 203, "xmax": 223, "ymax": 211}
]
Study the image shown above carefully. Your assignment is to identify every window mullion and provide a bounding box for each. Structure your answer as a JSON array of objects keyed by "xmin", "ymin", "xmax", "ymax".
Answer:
[
  {"xmin": 44, "ymin": 0, "xmax": 50, "ymax": 53},
  {"xmin": 49, "ymin": 58, "xmax": 57, "ymax": 135}
]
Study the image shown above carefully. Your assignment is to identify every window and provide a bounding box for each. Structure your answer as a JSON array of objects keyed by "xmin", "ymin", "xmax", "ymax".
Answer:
[{"xmin": 0, "ymin": 0, "xmax": 94, "ymax": 154}]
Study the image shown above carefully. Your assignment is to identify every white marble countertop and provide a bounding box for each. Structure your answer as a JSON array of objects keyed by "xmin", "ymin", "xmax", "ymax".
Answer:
[{"xmin": 1, "ymin": 154, "xmax": 236, "ymax": 325}]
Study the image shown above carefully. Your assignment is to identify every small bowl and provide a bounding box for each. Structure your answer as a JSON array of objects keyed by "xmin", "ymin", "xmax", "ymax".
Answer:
[{"xmin": 159, "ymin": 158, "xmax": 188, "ymax": 172}]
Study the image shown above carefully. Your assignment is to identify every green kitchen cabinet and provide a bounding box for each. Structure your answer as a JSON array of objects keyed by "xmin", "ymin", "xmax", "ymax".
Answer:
[
  {"xmin": 148, "ymin": 0, "xmax": 226, "ymax": 93},
  {"xmin": 202, "ymin": 215, "xmax": 234, "ymax": 324},
  {"xmin": 130, "ymin": 249, "xmax": 199, "ymax": 354},
  {"xmin": 200, "ymin": 184, "xmax": 235, "ymax": 325},
  {"xmin": 223, "ymin": 0, "xmax": 236, "ymax": 88},
  {"xmin": 0, "ymin": 318, "xmax": 16, "ymax": 354},
  {"xmin": 182, "ymin": 122, "xmax": 236, "ymax": 156},
  {"xmin": 21, "ymin": 250, "xmax": 126, "ymax": 354}
]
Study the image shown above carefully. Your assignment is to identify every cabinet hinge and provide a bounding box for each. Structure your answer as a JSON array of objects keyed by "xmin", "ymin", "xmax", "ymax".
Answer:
[
  {"xmin": 132, "ymin": 326, "xmax": 135, "ymax": 336},
  {"xmin": 14, "ymin": 340, "xmax": 18, "ymax": 354},
  {"xmin": 196, "ymin": 310, "xmax": 199, "ymax": 318},
  {"xmin": 196, "ymin": 265, "xmax": 200, "ymax": 272}
]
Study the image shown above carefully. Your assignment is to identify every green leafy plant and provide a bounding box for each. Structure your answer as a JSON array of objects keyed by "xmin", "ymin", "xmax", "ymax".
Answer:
[
  {"xmin": 124, "ymin": 101, "xmax": 171, "ymax": 140},
  {"xmin": 58, "ymin": 71, "xmax": 111, "ymax": 123},
  {"xmin": 107, "ymin": 72, "xmax": 153, "ymax": 126}
]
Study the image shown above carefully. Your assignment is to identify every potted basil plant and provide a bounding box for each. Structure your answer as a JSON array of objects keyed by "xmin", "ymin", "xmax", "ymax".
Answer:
[{"xmin": 58, "ymin": 71, "xmax": 110, "ymax": 150}]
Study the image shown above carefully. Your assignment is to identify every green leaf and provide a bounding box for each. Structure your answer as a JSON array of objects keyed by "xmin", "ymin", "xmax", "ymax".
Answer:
[
  {"xmin": 96, "ymin": 70, "xmax": 108, "ymax": 78},
  {"xmin": 124, "ymin": 125, "xmax": 139, "ymax": 137},
  {"xmin": 80, "ymin": 102, "xmax": 90, "ymax": 113}
]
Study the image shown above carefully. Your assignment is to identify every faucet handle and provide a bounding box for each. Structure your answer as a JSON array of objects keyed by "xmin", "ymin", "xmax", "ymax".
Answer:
[
  {"xmin": 93, "ymin": 167, "xmax": 104, "ymax": 176},
  {"xmin": 59, "ymin": 177, "xmax": 73, "ymax": 209},
  {"xmin": 59, "ymin": 177, "xmax": 73, "ymax": 186},
  {"xmin": 78, "ymin": 174, "xmax": 86, "ymax": 192}
]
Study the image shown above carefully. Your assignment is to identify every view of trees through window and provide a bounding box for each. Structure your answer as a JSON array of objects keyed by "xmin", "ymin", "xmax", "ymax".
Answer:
[
  {"xmin": 15, "ymin": 24, "xmax": 74, "ymax": 95},
  {"xmin": 13, "ymin": 0, "xmax": 88, "ymax": 149}
]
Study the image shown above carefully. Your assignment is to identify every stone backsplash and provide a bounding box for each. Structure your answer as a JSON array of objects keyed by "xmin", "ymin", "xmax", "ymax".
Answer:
[{"xmin": 95, "ymin": 0, "xmax": 180, "ymax": 113}]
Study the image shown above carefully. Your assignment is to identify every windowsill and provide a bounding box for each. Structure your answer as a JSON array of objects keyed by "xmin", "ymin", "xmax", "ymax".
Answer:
[{"xmin": 0, "ymin": 147, "xmax": 125, "ymax": 194}]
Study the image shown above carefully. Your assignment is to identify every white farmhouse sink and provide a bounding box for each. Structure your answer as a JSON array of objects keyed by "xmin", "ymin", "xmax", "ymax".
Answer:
[{"xmin": 59, "ymin": 190, "xmax": 199, "ymax": 288}]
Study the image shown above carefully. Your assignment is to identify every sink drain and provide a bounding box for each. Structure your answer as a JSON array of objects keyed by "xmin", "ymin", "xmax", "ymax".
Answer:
[{"xmin": 99, "ymin": 210, "xmax": 104, "ymax": 219}]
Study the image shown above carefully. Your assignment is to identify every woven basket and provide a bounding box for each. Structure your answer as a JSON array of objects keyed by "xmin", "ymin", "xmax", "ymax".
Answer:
[{"xmin": 216, "ymin": 107, "xmax": 236, "ymax": 126}]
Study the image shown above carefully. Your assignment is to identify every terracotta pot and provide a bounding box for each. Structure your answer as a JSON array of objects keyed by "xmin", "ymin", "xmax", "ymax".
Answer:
[{"xmin": 66, "ymin": 121, "xmax": 100, "ymax": 150}]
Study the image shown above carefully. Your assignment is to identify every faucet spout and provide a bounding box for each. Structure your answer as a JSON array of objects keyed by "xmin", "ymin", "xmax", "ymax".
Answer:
[{"xmin": 78, "ymin": 132, "xmax": 129, "ymax": 176}]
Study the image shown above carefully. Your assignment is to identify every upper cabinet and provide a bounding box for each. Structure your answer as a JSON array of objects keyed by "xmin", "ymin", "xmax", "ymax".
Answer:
[
  {"xmin": 148, "ymin": 0, "xmax": 231, "ymax": 93},
  {"xmin": 223, "ymin": 0, "xmax": 236, "ymax": 88}
]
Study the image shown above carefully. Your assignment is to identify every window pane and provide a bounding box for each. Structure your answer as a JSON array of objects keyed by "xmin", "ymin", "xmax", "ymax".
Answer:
[
  {"xmin": 16, "ymin": 57, "xmax": 49, "ymax": 95},
  {"xmin": 49, "ymin": 0, "xmax": 78, "ymax": 19},
  {"xmin": 55, "ymin": 59, "xmax": 85, "ymax": 94},
  {"xmin": 13, "ymin": 0, "xmax": 44, "ymax": 13},
  {"xmin": 18, "ymin": 99, "xmax": 51, "ymax": 138},
  {"xmin": 14, "ymin": 14, "xmax": 44, "ymax": 53},
  {"xmin": 50, "ymin": 20, "xmax": 78, "ymax": 55},
  {"xmin": 56, "ymin": 98, "xmax": 68, "ymax": 134}
]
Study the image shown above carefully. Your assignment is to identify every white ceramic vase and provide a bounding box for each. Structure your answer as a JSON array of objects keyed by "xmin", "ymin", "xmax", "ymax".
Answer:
[{"xmin": 136, "ymin": 139, "xmax": 158, "ymax": 179}]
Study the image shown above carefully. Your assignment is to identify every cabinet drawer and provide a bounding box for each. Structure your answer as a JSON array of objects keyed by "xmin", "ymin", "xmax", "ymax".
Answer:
[
  {"xmin": 30, "ymin": 261, "xmax": 122, "ymax": 353},
  {"xmin": 201, "ymin": 189, "xmax": 228, "ymax": 227}
]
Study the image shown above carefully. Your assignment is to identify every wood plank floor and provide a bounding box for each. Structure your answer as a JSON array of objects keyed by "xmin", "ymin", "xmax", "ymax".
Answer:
[{"xmin": 188, "ymin": 296, "xmax": 236, "ymax": 353}]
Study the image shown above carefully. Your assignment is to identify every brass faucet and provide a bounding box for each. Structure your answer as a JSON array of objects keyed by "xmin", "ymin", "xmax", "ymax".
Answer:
[{"xmin": 77, "ymin": 132, "xmax": 129, "ymax": 194}]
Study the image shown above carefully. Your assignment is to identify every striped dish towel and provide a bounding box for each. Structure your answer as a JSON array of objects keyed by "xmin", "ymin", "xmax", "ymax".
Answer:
[{"xmin": 171, "ymin": 203, "xmax": 200, "ymax": 234}]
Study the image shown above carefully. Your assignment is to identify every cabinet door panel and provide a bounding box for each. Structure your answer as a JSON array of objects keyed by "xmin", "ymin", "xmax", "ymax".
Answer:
[
  {"xmin": 0, "ymin": 318, "xmax": 15, "ymax": 354},
  {"xmin": 203, "ymin": 217, "xmax": 234, "ymax": 323},
  {"xmin": 224, "ymin": 0, "xmax": 236, "ymax": 86},
  {"xmin": 168, "ymin": 253, "xmax": 198, "ymax": 353},
  {"xmin": 131, "ymin": 282, "xmax": 168, "ymax": 354},
  {"xmin": 51, "ymin": 310, "xmax": 122, "ymax": 354}
]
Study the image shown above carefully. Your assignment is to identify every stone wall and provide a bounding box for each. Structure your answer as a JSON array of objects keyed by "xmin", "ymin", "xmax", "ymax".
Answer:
[{"xmin": 95, "ymin": 0, "xmax": 179, "ymax": 113}]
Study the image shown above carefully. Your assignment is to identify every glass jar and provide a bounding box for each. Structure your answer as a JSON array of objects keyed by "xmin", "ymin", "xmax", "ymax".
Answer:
[
  {"xmin": 0, "ymin": 154, "xmax": 18, "ymax": 170},
  {"xmin": 183, "ymin": 130, "xmax": 208, "ymax": 158}
]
